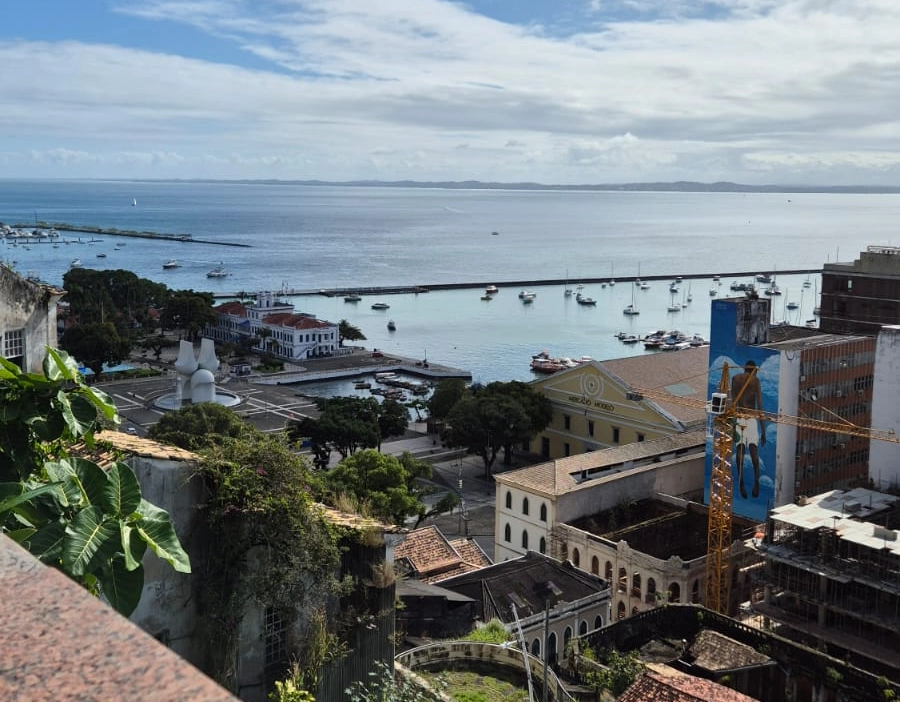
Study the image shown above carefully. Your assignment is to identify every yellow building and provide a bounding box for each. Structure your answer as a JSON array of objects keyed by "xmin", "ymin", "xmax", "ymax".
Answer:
[{"xmin": 530, "ymin": 346, "xmax": 709, "ymax": 459}]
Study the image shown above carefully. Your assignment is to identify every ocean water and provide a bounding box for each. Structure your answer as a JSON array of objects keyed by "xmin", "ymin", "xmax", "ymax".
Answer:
[{"xmin": 1, "ymin": 180, "xmax": 895, "ymax": 383}]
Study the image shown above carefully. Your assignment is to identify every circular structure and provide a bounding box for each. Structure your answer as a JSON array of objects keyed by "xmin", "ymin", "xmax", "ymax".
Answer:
[{"xmin": 153, "ymin": 390, "xmax": 242, "ymax": 411}]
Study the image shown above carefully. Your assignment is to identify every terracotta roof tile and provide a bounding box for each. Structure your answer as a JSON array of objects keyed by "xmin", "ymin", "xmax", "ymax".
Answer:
[
  {"xmin": 0, "ymin": 535, "xmax": 238, "ymax": 702},
  {"xmin": 94, "ymin": 430, "xmax": 202, "ymax": 463},
  {"xmin": 395, "ymin": 527, "xmax": 492, "ymax": 583},
  {"xmin": 619, "ymin": 667, "xmax": 761, "ymax": 702},
  {"xmin": 213, "ymin": 301, "xmax": 247, "ymax": 316},
  {"xmin": 260, "ymin": 312, "xmax": 333, "ymax": 329}
]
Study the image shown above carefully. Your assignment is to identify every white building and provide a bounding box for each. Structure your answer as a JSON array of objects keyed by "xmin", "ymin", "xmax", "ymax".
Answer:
[
  {"xmin": 207, "ymin": 291, "xmax": 339, "ymax": 360},
  {"xmin": 0, "ymin": 264, "xmax": 64, "ymax": 372}
]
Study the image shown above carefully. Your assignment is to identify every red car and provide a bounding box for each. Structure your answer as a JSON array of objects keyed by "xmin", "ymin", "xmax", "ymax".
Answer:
[{"xmin": 371, "ymin": 350, "xmax": 383, "ymax": 358}]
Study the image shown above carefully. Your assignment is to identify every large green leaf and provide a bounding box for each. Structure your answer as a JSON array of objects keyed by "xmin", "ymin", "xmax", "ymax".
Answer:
[
  {"xmin": 100, "ymin": 559, "xmax": 144, "ymax": 616},
  {"xmin": 44, "ymin": 347, "xmax": 80, "ymax": 382},
  {"xmin": 134, "ymin": 499, "xmax": 191, "ymax": 574},
  {"xmin": 72, "ymin": 458, "xmax": 112, "ymax": 510},
  {"xmin": 0, "ymin": 482, "xmax": 64, "ymax": 515},
  {"xmin": 63, "ymin": 506, "xmax": 120, "ymax": 577},
  {"xmin": 120, "ymin": 522, "xmax": 147, "ymax": 572},
  {"xmin": 44, "ymin": 460, "xmax": 81, "ymax": 508},
  {"xmin": 105, "ymin": 463, "xmax": 142, "ymax": 517},
  {"xmin": 29, "ymin": 520, "xmax": 67, "ymax": 564}
]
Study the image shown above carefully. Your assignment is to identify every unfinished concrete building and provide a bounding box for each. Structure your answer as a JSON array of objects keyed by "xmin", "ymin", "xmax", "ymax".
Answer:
[{"xmin": 751, "ymin": 487, "xmax": 900, "ymax": 680}]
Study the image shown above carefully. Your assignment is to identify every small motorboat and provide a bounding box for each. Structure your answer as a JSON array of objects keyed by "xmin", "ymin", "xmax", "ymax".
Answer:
[
  {"xmin": 206, "ymin": 266, "xmax": 228, "ymax": 278},
  {"xmin": 371, "ymin": 302, "xmax": 390, "ymax": 310},
  {"xmin": 387, "ymin": 320, "xmax": 396, "ymax": 331},
  {"xmin": 344, "ymin": 293, "xmax": 362, "ymax": 302},
  {"xmin": 163, "ymin": 259, "xmax": 180, "ymax": 269}
]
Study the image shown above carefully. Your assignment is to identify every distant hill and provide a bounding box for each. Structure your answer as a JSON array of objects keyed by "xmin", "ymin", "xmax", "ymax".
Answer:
[{"xmin": 160, "ymin": 178, "xmax": 900, "ymax": 194}]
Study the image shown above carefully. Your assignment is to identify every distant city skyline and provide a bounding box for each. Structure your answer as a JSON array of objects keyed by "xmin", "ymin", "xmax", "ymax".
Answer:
[{"xmin": 4, "ymin": 1, "xmax": 900, "ymax": 185}]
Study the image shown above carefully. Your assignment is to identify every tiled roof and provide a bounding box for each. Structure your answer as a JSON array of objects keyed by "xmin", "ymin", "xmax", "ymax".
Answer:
[
  {"xmin": 687, "ymin": 629, "xmax": 773, "ymax": 673},
  {"xmin": 94, "ymin": 430, "xmax": 202, "ymax": 463},
  {"xmin": 439, "ymin": 551, "xmax": 608, "ymax": 621},
  {"xmin": 315, "ymin": 503, "xmax": 407, "ymax": 534},
  {"xmin": 619, "ymin": 666, "xmax": 761, "ymax": 702},
  {"xmin": 260, "ymin": 312, "xmax": 333, "ymax": 329},
  {"xmin": 0, "ymin": 535, "xmax": 238, "ymax": 702},
  {"xmin": 213, "ymin": 300, "xmax": 247, "ymax": 316},
  {"xmin": 394, "ymin": 526, "xmax": 491, "ymax": 583},
  {"xmin": 494, "ymin": 430, "xmax": 706, "ymax": 497},
  {"xmin": 599, "ymin": 346, "xmax": 710, "ymax": 425}
]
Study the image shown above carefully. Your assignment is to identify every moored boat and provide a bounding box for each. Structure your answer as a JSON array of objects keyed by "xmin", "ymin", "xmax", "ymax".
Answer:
[
  {"xmin": 485, "ymin": 284, "xmax": 499, "ymax": 294},
  {"xmin": 371, "ymin": 302, "xmax": 390, "ymax": 310},
  {"xmin": 387, "ymin": 320, "xmax": 396, "ymax": 331},
  {"xmin": 163, "ymin": 259, "xmax": 179, "ymax": 269},
  {"xmin": 206, "ymin": 266, "xmax": 228, "ymax": 278},
  {"xmin": 344, "ymin": 293, "xmax": 362, "ymax": 302}
]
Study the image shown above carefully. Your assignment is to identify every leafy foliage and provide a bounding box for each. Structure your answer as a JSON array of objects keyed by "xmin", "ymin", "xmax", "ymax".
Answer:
[
  {"xmin": 160, "ymin": 290, "xmax": 217, "ymax": 340},
  {"xmin": 338, "ymin": 319, "xmax": 367, "ymax": 345},
  {"xmin": 346, "ymin": 661, "xmax": 441, "ymax": 702},
  {"xmin": 427, "ymin": 378, "xmax": 468, "ymax": 421},
  {"xmin": 0, "ymin": 349, "xmax": 190, "ymax": 615},
  {"xmin": 463, "ymin": 619, "xmax": 511, "ymax": 644},
  {"xmin": 148, "ymin": 401, "xmax": 253, "ymax": 451},
  {"xmin": 60, "ymin": 321, "xmax": 132, "ymax": 379},
  {"xmin": 582, "ymin": 648, "xmax": 645, "ymax": 697},
  {"xmin": 322, "ymin": 449, "xmax": 455, "ymax": 527},
  {"xmin": 287, "ymin": 396, "xmax": 388, "ymax": 468}
]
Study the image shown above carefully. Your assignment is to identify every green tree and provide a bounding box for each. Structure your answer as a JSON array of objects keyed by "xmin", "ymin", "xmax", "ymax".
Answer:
[
  {"xmin": 346, "ymin": 661, "xmax": 439, "ymax": 702},
  {"xmin": 62, "ymin": 268, "xmax": 170, "ymax": 332},
  {"xmin": 427, "ymin": 378, "xmax": 468, "ymax": 422},
  {"xmin": 444, "ymin": 395, "xmax": 530, "ymax": 479},
  {"xmin": 287, "ymin": 397, "xmax": 381, "ymax": 465},
  {"xmin": 161, "ymin": 290, "xmax": 216, "ymax": 340},
  {"xmin": 60, "ymin": 321, "xmax": 132, "ymax": 379},
  {"xmin": 480, "ymin": 381, "xmax": 553, "ymax": 464},
  {"xmin": 582, "ymin": 648, "xmax": 645, "ymax": 697},
  {"xmin": 338, "ymin": 319, "xmax": 367, "ymax": 346},
  {"xmin": 378, "ymin": 398, "xmax": 409, "ymax": 448},
  {"xmin": 0, "ymin": 349, "xmax": 190, "ymax": 616},
  {"xmin": 148, "ymin": 402, "xmax": 253, "ymax": 451},
  {"xmin": 138, "ymin": 332, "xmax": 179, "ymax": 361}
]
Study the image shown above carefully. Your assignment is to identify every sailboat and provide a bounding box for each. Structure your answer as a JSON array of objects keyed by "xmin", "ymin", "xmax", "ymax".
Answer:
[
  {"xmin": 667, "ymin": 291, "xmax": 681, "ymax": 312},
  {"xmin": 609, "ymin": 262, "xmax": 616, "ymax": 286},
  {"xmin": 623, "ymin": 279, "xmax": 640, "ymax": 315},
  {"xmin": 564, "ymin": 269, "xmax": 573, "ymax": 297}
]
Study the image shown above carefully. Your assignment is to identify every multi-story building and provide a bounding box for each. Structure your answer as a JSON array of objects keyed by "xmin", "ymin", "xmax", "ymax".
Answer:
[
  {"xmin": 0, "ymin": 264, "xmax": 64, "ymax": 372},
  {"xmin": 207, "ymin": 290, "xmax": 339, "ymax": 360},
  {"xmin": 752, "ymin": 487, "xmax": 900, "ymax": 678},
  {"xmin": 819, "ymin": 245, "xmax": 900, "ymax": 335},
  {"xmin": 529, "ymin": 347, "xmax": 709, "ymax": 460},
  {"xmin": 870, "ymin": 324, "xmax": 900, "ymax": 490}
]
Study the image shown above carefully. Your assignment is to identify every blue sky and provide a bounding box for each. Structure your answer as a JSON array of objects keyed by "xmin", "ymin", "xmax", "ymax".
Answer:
[{"xmin": 3, "ymin": 0, "xmax": 900, "ymax": 184}]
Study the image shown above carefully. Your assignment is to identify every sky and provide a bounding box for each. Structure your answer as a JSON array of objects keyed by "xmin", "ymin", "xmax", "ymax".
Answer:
[{"xmin": 3, "ymin": 0, "xmax": 900, "ymax": 185}]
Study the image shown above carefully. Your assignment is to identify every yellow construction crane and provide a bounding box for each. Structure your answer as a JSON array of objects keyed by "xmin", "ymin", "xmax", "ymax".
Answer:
[{"xmin": 629, "ymin": 362, "xmax": 900, "ymax": 614}]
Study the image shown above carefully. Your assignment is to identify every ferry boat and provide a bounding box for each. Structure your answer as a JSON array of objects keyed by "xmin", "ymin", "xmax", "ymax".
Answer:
[{"xmin": 344, "ymin": 293, "xmax": 362, "ymax": 302}]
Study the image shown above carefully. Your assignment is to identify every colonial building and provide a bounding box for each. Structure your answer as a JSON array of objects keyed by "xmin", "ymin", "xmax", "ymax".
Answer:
[
  {"xmin": 0, "ymin": 263, "xmax": 64, "ymax": 372},
  {"xmin": 819, "ymin": 244, "xmax": 900, "ymax": 335},
  {"xmin": 530, "ymin": 347, "xmax": 709, "ymax": 460},
  {"xmin": 207, "ymin": 291, "xmax": 339, "ymax": 360},
  {"xmin": 394, "ymin": 525, "xmax": 492, "ymax": 584},
  {"xmin": 438, "ymin": 551, "xmax": 612, "ymax": 666}
]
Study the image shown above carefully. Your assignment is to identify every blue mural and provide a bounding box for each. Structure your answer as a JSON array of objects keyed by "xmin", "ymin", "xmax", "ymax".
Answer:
[{"xmin": 705, "ymin": 299, "xmax": 779, "ymax": 522}]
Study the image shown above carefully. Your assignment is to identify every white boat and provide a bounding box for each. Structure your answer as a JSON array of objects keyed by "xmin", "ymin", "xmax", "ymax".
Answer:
[
  {"xmin": 518, "ymin": 289, "xmax": 536, "ymax": 299},
  {"xmin": 70, "ymin": 258, "xmax": 82, "ymax": 268},
  {"xmin": 163, "ymin": 259, "xmax": 179, "ymax": 269},
  {"xmin": 132, "ymin": 198, "xmax": 137, "ymax": 207},
  {"xmin": 344, "ymin": 293, "xmax": 362, "ymax": 302},
  {"xmin": 371, "ymin": 302, "xmax": 390, "ymax": 310},
  {"xmin": 206, "ymin": 266, "xmax": 228, "ymax": 278},
  {"xmin": 623, "ymin": 284, "xmax": 639, "ymax": 315},
  {"xmin": 485, "ymin": 284, "xmax": 499, "ymax": 294}
]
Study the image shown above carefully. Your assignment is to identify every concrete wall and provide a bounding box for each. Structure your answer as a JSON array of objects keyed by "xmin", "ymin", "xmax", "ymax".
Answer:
[
  {"xmin": 871, "ymin": 325, "xmax": 900, "ymax": 489},
  {"xmin": 0, "ymin": 266, "xmax": 61, "ymax": 372}
]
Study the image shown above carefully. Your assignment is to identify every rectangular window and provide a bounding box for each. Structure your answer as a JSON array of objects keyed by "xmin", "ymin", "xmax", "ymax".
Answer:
[
  {"xmin": 3, "ymin": 329, "xmax": 24, "ymax": 359},
  {"xmin": 541, "ymin": 437, "xmax": 550, "ymax": 458},
  {"xmin": 564, "ymin": 443, "xmax": 570, "ymax": 457},
  {"xmin": 563, "ymin": 414, "xmax": 571, "ymax": 430},
  {"xmin": 588, "ymin": 420, "xmax": 594, "ymax": 437},
  {"xmin": 264, "ymin": 606, "xmax": 287, "ymax": 666},
  {"xmin": 612, "ymin": 426, "xmax": 620, "ymax": 444},
  {"xmin": 637, "ymin": 433, "xmax": 645, "ymax": 442}
]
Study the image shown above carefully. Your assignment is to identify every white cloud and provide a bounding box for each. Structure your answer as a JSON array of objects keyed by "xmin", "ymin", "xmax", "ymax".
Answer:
[{"xmin": 2, "ymin": 0, "xmax": 900, "ymax": 182}]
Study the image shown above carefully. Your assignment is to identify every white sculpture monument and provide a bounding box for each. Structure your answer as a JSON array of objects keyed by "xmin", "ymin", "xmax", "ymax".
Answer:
[{"xmin": 173, "ymin": 338, "xmax": 220, "ymax": 406}]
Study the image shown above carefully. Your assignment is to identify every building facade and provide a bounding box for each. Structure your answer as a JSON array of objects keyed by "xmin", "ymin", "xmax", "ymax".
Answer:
[
  {"xmin": 0, "ymin": 264, "xmax": 64, "ymax": 372},
  {"xmin": 530, "ymin": 348, "xmax": 709, "ymax": 460},
  {"xmin": 819, "ymin": 245, "xmax": 900, "ymax": 335},
  {"xmin": 207, "ymin": 291, "xmax": 339, "ymax": 360}
]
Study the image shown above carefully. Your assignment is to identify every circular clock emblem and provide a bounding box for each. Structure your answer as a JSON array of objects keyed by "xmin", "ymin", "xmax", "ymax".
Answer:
[{"xmin": 581, "ymin": 373, "xmax": 602, "ymax": 397}]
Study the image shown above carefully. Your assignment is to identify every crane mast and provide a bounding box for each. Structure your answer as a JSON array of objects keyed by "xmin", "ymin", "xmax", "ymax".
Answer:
[{"xmin": 706, "ymin": 365, "xmax": 734, "ymax": 614}]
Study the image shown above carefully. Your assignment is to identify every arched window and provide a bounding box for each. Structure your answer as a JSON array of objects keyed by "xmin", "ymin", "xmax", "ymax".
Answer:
[
  {"xmin": 647, "ymin": 577, "xmax": 657, "ymax": 601},
  {"xmin": 531, "ymin": 638, "xmax": 541, "ymax": 656},
  {"xmin": 572, "ymin": 548, "xmax": 580, "ymax": 567},
  {"xmin": 594, "ymin": 615, "xmax": 603, "ymax": 629},
  {"xmin": 591, "ymin": 556, "xmax": 600, "ymax": 575},
  {"xmin": 504, "ymin": 523, "xmax": 511, "ymax": 542},
  {"xmin": 617, "ymin": 601, "xmax": 626, "ymax": 620},
  {"xmin": 618, "ymin": 567, "xmax": 627, "ymax": 593},
  {"xmin": 631, "ymin": 606, "xmax": 639, "ymax": 616},
  {"xmin": 605, "ymin": 561, "xmax": 613, "ymax": 582},
  {"xmin": 522, "ymin": 530, "xmax": 529, "ymax": 549},
  {"xmin": 540, "ymin": 503, "xmax": 547, "ymax": 522},
  {"xmin": 548, "ymin": 632, "xmax": 558, "ymax": 664},
  {"xmin": 522, "ymin": 497, "xmax": 529, "ymax": 515},
  {"xmin": 668, "ymin": 583, "xmax": 681, "ymax": 603},
  {"xmin": 579, "ymin": 620, "xmax": 588, "ymax": 636},
  {"xmin": 692, "ymin": 579, "xmax": 701, "ymax": 604},
  {"xmin": 539, "ymin": 536, "xmax": 547, "ymax": 554},
  {"xmin": 563, "ymin": 626, "xmax": 572, "ymax": 653},
  {"xmin": 632, "ymin": 573, "xmax": 642, "ymax": 598},
  {"xmin": 505, "ymin": 491, "xmax": 512, "ymax": 509}
]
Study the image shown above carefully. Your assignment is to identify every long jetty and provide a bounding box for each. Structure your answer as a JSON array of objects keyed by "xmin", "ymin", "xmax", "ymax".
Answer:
[
  {"xmin": 9, "ymin": 222, "xmax": 249, "ymax": 248},
  {"xmin": 211, "ymin": 269, "xmax": 823, "ymax": 299}
]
